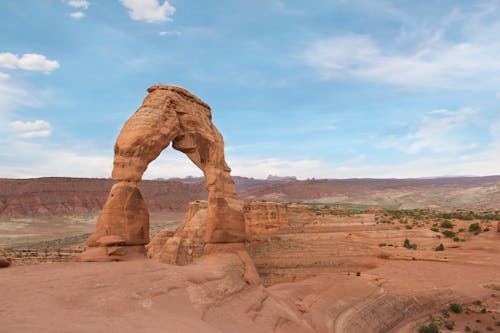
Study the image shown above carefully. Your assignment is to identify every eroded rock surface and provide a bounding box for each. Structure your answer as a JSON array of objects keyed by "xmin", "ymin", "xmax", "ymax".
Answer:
[
  {"xmin": 147, "ymin": 201, "xmax": 310, "ymax": 268},
  {"xmin": 0, "ymin": 248, "xmax": 10, "ymax": 268},
  {"xmin": 79, "ymin": 85, "xmax": 245, "ymax": 261}
]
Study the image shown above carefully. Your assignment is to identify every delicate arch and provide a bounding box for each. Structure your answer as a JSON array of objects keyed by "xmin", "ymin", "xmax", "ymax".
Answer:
[{"xmin": 86, "ymin": 85, "xmax": 245, "ymax": 249}]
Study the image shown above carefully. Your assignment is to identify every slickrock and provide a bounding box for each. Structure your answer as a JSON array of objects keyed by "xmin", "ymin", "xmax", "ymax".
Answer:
[{"xmin": 79, "ymin": 85, "xmax": 246, "ymax": 261}]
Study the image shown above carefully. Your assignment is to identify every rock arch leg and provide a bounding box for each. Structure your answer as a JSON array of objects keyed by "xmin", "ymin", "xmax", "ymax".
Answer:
[{"xmin": 78, "ymin": 85, "xmax": 245, "ymax": 261}]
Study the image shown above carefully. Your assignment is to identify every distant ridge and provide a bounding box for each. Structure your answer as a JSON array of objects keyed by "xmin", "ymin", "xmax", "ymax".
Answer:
[{"xmin": 1, "ymin": 175, "xmax": 500, "ymax": 218}]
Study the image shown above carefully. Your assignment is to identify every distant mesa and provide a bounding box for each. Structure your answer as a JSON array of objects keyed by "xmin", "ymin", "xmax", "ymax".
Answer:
[{"xmin": 266, "ymin": 174, "xmax": 297, "ymax": 181}]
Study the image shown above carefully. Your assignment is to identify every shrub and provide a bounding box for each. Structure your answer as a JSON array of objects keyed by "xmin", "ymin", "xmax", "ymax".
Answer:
[
  {"xmin": 435, "ymin": 243, "xmax": 445, "ymax": 251},
  {"xmin": 431, "ymin": 227, "xmax": 440, "ymax": 232},
  {"xmin": 440, "ymin": 220, "xmax": 454, "ymax": 228},
  {"xmin": 443, "ymin": 320, "xmax": 455, "ymax": 330},
  {"xmin": 442, "ymin": 230, "xmax": 456, "ymax": 238},
  {"xmin": 418, "ymin": 322, "xmax": 439, "ymax": 333},
  {"xmin": 449, "ymin": 303, "xmax": 462, "ymax": 313},
  {"xmin": 403, "ymin": 238, "xmax": 411, "ymax": 248},
  {"xmin": 356, "ymin": 272, "xmax": 361, "ymax": 276},
  {"xmin": 378, "ymin": 243, "xmax": 387, "ymax": 247},
  {"xmin": 469, "ymin": 223, "xmax": 481, "ymax": 233},
  {"xmin": 403, "ymin": 238, "xmax": 418, "ymax": 250}
]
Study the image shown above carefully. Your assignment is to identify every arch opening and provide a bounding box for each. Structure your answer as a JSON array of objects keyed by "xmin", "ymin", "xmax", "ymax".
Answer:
[{"xmin": 84, "ymin": 85, "xmax": 246, "ymax": 259}]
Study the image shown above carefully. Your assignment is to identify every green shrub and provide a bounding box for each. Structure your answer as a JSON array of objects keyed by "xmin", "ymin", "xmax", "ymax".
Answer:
[
  {"xmin": 403, "ymin": 238, "xmax": 411, "ymax": 248},
  {"xmin": 449, "ymin": 303, "xmax": 462, "ymax": 313},
  {"xmin": 443, "ymin": 320, "xmax": 455, "ymax": 330},
  {"xmin": 435, "ymin": 244, "xmax": 445, "ymax": 251},
  {"xmin": 403, "ymin": 238, "xmax": 418, "ymax": 250},
  {"xmin": 418, "ymin": 322, "xmax": 439, "ymax": 333},
  {"xmin": 431, "ymin": 227, "xmax": 440, "ymax": 232},
  {"xmin": 469, "ymin": 223, "xmax": 481, "ymax": 233},
  {"xmin": 440, "ymin": 220, "xmax": 454, "ymax": 228},
  {"xmin": 442, "ymin": 230, "xmax": 456, "ymax": 238}
]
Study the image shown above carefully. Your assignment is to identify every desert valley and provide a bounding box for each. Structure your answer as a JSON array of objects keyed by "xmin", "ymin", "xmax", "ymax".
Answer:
[{"xmin": 2, "ymin": 1, "xmax": 500, "ymax": 332}]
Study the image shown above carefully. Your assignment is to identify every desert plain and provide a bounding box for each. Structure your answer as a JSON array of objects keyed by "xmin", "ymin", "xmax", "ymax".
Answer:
[{"xmin": 1, "ymin": 175, "xmax": 499, "ymax": 333}]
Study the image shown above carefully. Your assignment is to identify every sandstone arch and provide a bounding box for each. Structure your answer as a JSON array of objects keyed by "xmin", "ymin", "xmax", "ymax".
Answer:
[{"xmin": 83, "ymin": 85, "xmax": 245, "ymax": 259}]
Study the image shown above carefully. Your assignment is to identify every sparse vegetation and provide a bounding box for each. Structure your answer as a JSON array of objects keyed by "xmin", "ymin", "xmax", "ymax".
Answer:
[
  {"xmin": 442, "ymin": 230, "xmax": 456, "ymax": 238},
  {"xmin": 443, "ymin": 320, "xmax": 455, "ymax": 330},
  {"xmin": 449, "ymin": 303, "xmax": 462, "ymax": 313},
  {"xmin": 403, "ymin": 238, "xmax": 417, "ymax": 250},
  {"xmin": 418, "ymin": 322, "xmax": 440, "ymax": 333},
  {"xmin": 440, "ymin": 220, "xmax": 454, "ymax": 228},
  {"xmin": 435, "ymin": 243, "xmax": 445, "ymax": 251},
  {"xmin": 469, "ymin": 223, "xmax": 481, "ymax": 234}
]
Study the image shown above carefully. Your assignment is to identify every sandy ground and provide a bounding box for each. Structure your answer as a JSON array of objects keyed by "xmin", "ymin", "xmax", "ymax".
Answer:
[
  {"xmin": 0, "ymin": 212, "xmax": 184, "ymax": 248},
  {"xmin": 1, "ymin": 231, "xmax": 499, "ymax": 333}
]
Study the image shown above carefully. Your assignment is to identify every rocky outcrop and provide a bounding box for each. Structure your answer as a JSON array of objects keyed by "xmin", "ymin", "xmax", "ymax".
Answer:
[
  {"xmin": 147, "ymin": 201, "xmax": 299, "ymax": 266},
  {"xmin": 0, "ymin": 249, "xmax": 11, "ymax": 268},
  {"xmin": 244, "ymin": 201, "xmax": 288, "ymax": 235},
  {"xmin": 79, "ymin": 85, "xmax": 245, "ymax": 262},
  {"xmin": 147, "ymin": 201, "xmax": 382, "ymax": 285},
  {"xmin": 147, "ymin": 201, "xmax": 208, "ymax": 265}
]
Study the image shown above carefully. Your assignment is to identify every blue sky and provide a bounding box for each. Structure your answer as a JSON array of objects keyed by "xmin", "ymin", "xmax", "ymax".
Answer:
[{"xmin": 1, "ymin": 0, "xmax": 500, "ymax": 179}]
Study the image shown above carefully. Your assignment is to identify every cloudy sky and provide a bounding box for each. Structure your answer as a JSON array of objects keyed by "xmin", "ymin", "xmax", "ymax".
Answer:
[{"xmin": 1, "ymin": 0, "xmax": 500, "ymax": 180}]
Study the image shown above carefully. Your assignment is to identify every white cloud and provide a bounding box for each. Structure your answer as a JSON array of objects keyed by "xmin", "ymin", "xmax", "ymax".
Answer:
[
  {"xmin": 381, "ymin": 108, "xmax": 478, "ymax": 154},
  {"xmin": 0, "ymin": 81, "xmax": 41, "ymax": 119},
  {"xmin": 0, "ymin": 72, "xmax": 10, "ymax": 80},
  {"xmin": 9, "ymin": 120, "xmax": 51, "ymax": 131},
  {"xmin": 68, "ymin": 0, "xmax": 90, "ymax": 9},
  {"xmin": 8, "ymin": 120, "xmax": 52, "ymax": 139},
  {"xmin": 0, "ymin": 141, "xmax": 112, "ymax": 178},
  {"xmin": 120, "ymin": 0, "xmax": 175, "ymax": 23},
  {"xmin": 70, "ymin": 11, "xmax": 85, "ymax": 19},
  {"xmin": 0, "ymin": 53, "xmax": 60, "ymax": 73},
  {"xmin": 303, "ymin": 6, "xmax": 500, "ymax": 90},
  {"xmin": 304, "ymin": 34, "xmax": 500, "ymax": 89},
  {"xmin": 159, "ymin": 30, "xmax": 181, "ymax": 36}
]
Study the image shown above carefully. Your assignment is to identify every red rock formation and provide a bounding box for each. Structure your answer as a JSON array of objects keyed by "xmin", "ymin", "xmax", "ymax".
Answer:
[
  {"xmin": 147, "ymin": 200, "xmax": 295, "ymax": 266},
  {"xmin": 79, "ymin": 85, "xmax": 246, "ymax": 261},
  {"xmin": 244, "ymin": 201, "xmax": 288, "ymax": 235},
  {"xmin": 0, "ymin": 249, "xmax": 10, "ymax": 268}
]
